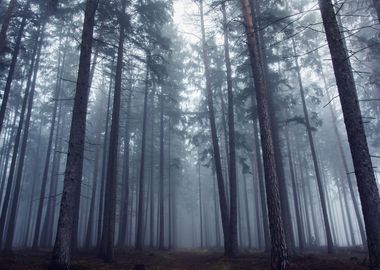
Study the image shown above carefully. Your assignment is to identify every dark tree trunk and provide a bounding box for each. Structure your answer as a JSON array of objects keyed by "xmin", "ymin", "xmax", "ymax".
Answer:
[
  {"xmin": 0, "ymin": 26, "xmax": 40, "ymax": 245},
  {"xmin": 118, "ymin": 89, "xmax": 132, "ymax": 247},
  {"xmin": 199, "ymin": 0, "xmax": 230, "ymax": 256},
  {"xmin": 319, "ymin": 59, "xmax": 367, "ymax": 247},
  {"xmin": 222, "ymin": 2, "xmax": 238, "ymax": 257},
  {"xmin": 49, "ymin": 0, "xmax": 98, "ymax": 268},
  {"xmin": 135, "ymin": 60, "xmax": 150, "ymax": 250},
  {"xmin": 241, "ymin": 0, "xmax": 288, "ymax": 268},
  {"xmin": 40, "ymin": 37, "xmax": 67, "ymax": 248},
  {"xmin": 292, "ymin": 37, "xmax": 334, "ymax": 254},
  {"xmin": 24, "ymin": 122, "xmax": 42, "ymax": 247},
  {"xmin": 0, "ymin": 0, "xmax": 17, "ymax": 55},
  {"xmin": 148, "ymin": 90, "xmax": 155, "ymax": 248},
  {"xmin": 100, "ymin": 2, "xmax": 126, "ymax": 260},
  {"xmin": 319, "ymin": 0, "xmax": 380, "ymax": 268},
  {"xmin": 3, "ymin": 26, "xmax": 44, "ymax": 252},
  {"xmin": 96, "ymin": 59, "xmax": 114, "ymax": 247},
  {"xmin": 84, "ymin": 130, "xmax": 101, "ymax": 249},
  {"xmin": 198, "ymin": 156, "xmax": 203, "ymax": 249},
  {"xmin": 0, "ymin": 1, "xmax": 30, "ymax": 136},
  {"xmin": 33, "ymin": 30, "xmax": 64, "ymax": 249},
  {"xmin": 242, "ymin": 173, "xmax": 252, "ymax": 248},
  {"xmin": 285, "ymin": 126, "xmax": 305, "ymax": 251},
  {"xmin": 252, "ymin": 117, "xmax": 270, "ymax": 252},
  {"xmin": 158, "ymin": 86, "xmax": 165, "ymax": 250}
]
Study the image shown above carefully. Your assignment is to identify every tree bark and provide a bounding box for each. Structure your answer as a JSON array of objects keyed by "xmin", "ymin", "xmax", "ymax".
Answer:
[
  {"xmin": 319, "ymin": 0, "xmax": 380, "ymax": 268},
  {"xmin": 0, "ymin": 0, "xmax": 17, "ymax": 55},
  {"xmin": 158, "ymin": 85, "xmax": 165, "ymax": 250},
  {"xmin": 99, "ymin": 1, "xmax": 126, "ymax": 261},
  {"xmin": 0, "ymin": 25, "xmax": 40, "ymax": 245},
  {"xmin": 285, "ymin": 126, "xmax": 305, "ymax": 251},
  {"xmin": 199, "ymin": 0, "xmax": 230, "ymax": 255},
  {"xmin": 292, "ymin": 38, "xmax": 334, "ymax": 253},
  {"xmin": 135, "ymin": 59, "xmax": 150, "ymax": 250},
  {"xmin": 49, "ymin": 0, "xmax": 98, "ymax": 268},
  {"xmin": 241, "ymin": 0, "xmax": 288, "ymax": 268},
  {"xmin": 3, "ymin": 26, "xmax": 44, "ymax": 252},
  {"xmin": 118, "ymin": 89, "xmax": 132, "ymax": 247},
  {"xmin": 33, "ymin": 30, "xmax": 64, "ymax": 249},
  {"xmin": 0, "ymin": 0, "xmax": 30, "ymax": 136},
  {"xmin": 222, "ymin": 2, "xmax": 238, "ymax": 256},
  {"xmin": 96, "ymin": 59, "xmax": 114, "ymax": 247}
]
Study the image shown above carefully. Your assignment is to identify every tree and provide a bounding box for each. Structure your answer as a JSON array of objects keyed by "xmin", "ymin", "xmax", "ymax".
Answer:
[
  {"xmin": 198, "ymin": 0, "xmax": 230, "ymax": 256},
  {"xmin": 221, "ymin": 1, "xmax": 238, "ymax": 257},
  {"xmin": 319, "ymin": 0, "xmax": 380, "ymax": 268},
  {"xmin": 240, "ymin": 0, "xmax": 288, "ymax": 269},
  {"xmin": 99, "ymin": 0, "xmax": 127, "ymax": 261},
  {"xmin": 49, "ymin": 0, "xmax": 98, "ymax": 268}
]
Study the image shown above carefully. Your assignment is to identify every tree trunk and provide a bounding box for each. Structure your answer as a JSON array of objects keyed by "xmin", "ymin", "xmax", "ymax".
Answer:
[
  {"xmin": 118, "ymin": 89, "xmax": 132, "ymax": 247},
  {"xmin": 252, "ymin": 117, "xmax": 270, "ymax": 251},
  {"xmin": 99, "ymin": 2, "xmax": 126, "ymax": 260},
  {"xmin": 292, "ymin": 37, "xmax": 334, "ymax": 254},
  {"xmin": 0, "ymin": 25, "xmax": 40, "ymax": 245},
  {"xmin": 33, "ymin": 30, "xmax": 64, "ymax": 249},
  {"xmin": 199, "ymin": 0, "xmax": 230, "ymax": 255},
  {"xmin": 319, "ymin": 57, "xmax": 367, "ymax": 247},
  {"xmin": 158, "ymin": 86, "xmax": 165, "ymax": 250},
  {"xmin": 285, "ymin": 126, "xmax": 305, "ymax": 251},
  {"xmin": 242, "ymin": 173, "xmax": 252, "ymax": 248},
  {"xmin": 0, "ymin": 0, "xmax": 17, "ymax": 55},
  {"xmin": 96, "ymin": 59, "xmax": 114, "ymax": 247},
  {"xmin": 241, "ymin": 0, "xmax": 288, "ymax": 268},
  {"xmin": 3, "ymin": 25, "xmax": 44, "ymax": 252},
  {"xmin": 0, "ymin": 1, "xmax": 30, "ymax": 136},
  {"xmin": 198, "ymin": 156, "xmax": 203, "ymax": 249},
  {"xmin": 222, "ymin": 2, "xmax": 238, "ymax": 256},
  {"xmin": 49, "ymin": 0, "xmax": 98, "ymax": 268},
  {"xmin": 319, "ymin": 0, "xmax": 380, "ymax": 268},
  {"xmin": 135, "ymin": 60, "xmax": 150, "ymax": 250}
]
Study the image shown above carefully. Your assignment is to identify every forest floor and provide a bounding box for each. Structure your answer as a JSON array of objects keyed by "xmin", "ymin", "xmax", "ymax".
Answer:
[{"xmin": 0, "ymin": 248, "xmax": 369, "ymax": 270}]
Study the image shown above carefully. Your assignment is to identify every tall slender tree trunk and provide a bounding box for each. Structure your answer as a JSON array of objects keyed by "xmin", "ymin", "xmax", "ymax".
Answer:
[
  {"xmin": 49, "ymin": 0, "xmax": 98, "ymax": 268},
  {"xmin": 3, "ymin": 25, "xmax": 44, "ymax": 252},
  {"xmin": 118, "ymin": 89, "xmax": 132, "ymax": 247},
  {"xmin": 319, "ymin": 58, "xmax": 367, "ymax": 246},
  {"xmin": 96, "ymin": 61, "xmax": 114, "ymax": 247},
  {"xmin": 24, "ymin": 121, "xmax": 42, "ymax": 247},
  {"xmin": 148, "ymin": 92, "xmax": 155, "ymax": 248},
  {"xmin": 285, "ymin": 126, "xmax": 305, "ymax": 251},
  {"xmin": 0, "ymin": 0, "xmax": 17, "ymax": 55},
  {"xmin": 319, "ymin": 0, "xmax": 380, "ymax": 268},
  {"xmin": 33, "ymin": 30, "xmax": 64, "ymax": 249},
  {"xmin": 241, "ymin": 1, "xmax": 288, "ymax": 268},
  {"xmin": 198, "ymin": 157, "xmax": 203, "ymax": 249},
  {"xmin": 0, "ymin": 25, "xmax": 40, "ymax": 244},
  {"xmin": 135, "ymin": 60, "xmax": 150, "ymax": 250},
  {"xmin": 252, "ymin": 117, "xmax": 270, "ymax": 251},
  {"xmin": 100, "ymin": 1, "xmax": 126, "ymax": 260},
  {"xmin": 199, "ymin": 0, "xmax": 230, "ymax": 255},
  {"xmin": 242, "ymin": 172, "xmax": 252, "ymax": 248},
  {"xmin": 292, "ymin": 37, "xmax": 334, "ymax": 253},
  {"xmin": 158, "ymin": 86, "xmax": 165, "ymax": 250},
  {"xmin": 222, "ymin": 2, "xmax": 238, "ymax": 256},
  {"xmin": 84, "ymin": 131, "xmax": 101, "ymax": 249},
  {"xmin": 0, "ymin": 0, "xmax": 30, "ymax": 135}
]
